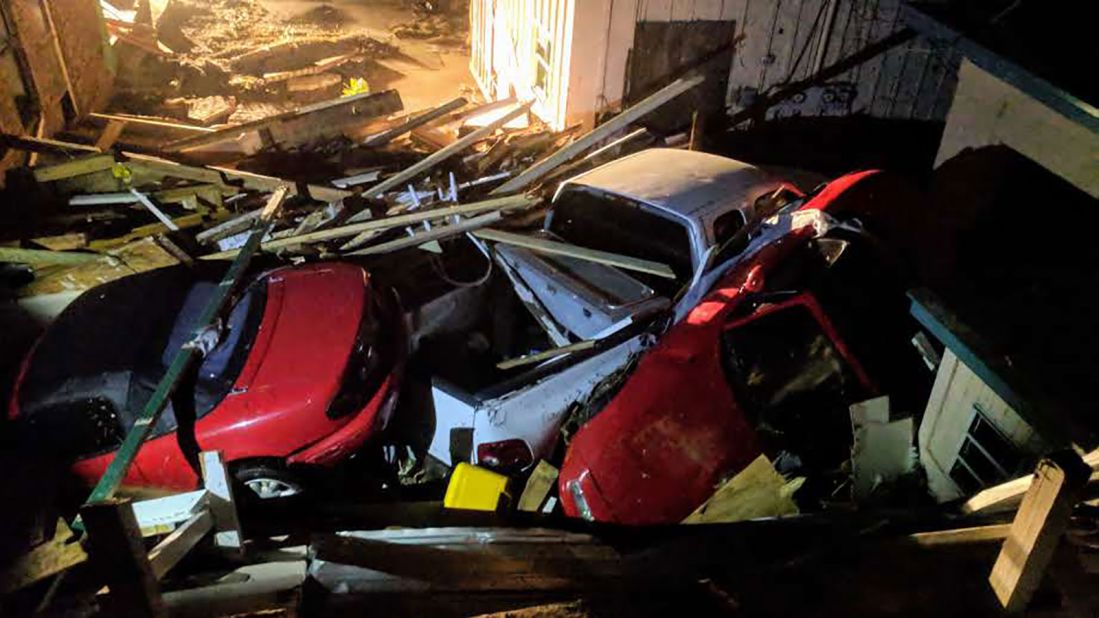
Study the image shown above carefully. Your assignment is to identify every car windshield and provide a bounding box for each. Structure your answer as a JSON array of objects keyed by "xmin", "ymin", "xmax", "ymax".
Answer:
[
  {"xmin": 547, "ymin": 187, "xmax": 694, "ymax": 285},
  {"xmin": 16, "ymin": 266, "xmax": 267, "ymax": 458},
  {"xmin": 129, "ymin": 277, "xmax": 268, "ymax": 437}
]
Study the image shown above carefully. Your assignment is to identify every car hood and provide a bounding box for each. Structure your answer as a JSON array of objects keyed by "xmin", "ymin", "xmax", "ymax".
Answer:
[{"xmin": 208, "ymin": 263, "xmax": 368, "ymax": 440}]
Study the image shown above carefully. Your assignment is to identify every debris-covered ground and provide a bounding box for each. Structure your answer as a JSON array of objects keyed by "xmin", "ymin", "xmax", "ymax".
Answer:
[{"xmin": 3, "ymin": 2, "xmax": 1099, "ymax": 616}]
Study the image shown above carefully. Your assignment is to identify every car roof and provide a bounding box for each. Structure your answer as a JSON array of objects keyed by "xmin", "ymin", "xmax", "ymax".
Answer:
[{"xmin": 562, "ymin": 148, "xmax": 782, "ymax": 220}]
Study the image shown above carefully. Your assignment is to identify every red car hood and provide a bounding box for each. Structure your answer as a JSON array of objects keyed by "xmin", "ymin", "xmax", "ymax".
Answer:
[{"xmin": 195, "ymin": 262, "xmax": 367, "ymax": 451}]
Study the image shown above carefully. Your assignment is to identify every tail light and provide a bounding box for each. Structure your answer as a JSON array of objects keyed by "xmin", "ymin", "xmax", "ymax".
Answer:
[{"xmin": 476, "ymin": 439, "xmax": 533, "ymax": 473}]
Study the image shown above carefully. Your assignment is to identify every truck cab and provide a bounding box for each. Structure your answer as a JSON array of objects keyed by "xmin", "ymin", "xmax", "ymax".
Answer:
[{"xmin": 495, "ymin": 148, "xmax": 794, "ymax": 340}]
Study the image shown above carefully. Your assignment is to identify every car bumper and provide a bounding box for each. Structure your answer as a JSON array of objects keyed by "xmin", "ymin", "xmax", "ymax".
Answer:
[{"xmin": 287, "ymin": 373, "xmax": 401, "ymax": 467}]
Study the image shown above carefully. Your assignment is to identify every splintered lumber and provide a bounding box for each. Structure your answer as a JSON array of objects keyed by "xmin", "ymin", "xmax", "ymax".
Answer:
[
  {"xmin": 0, "ymin": 519, "xmax": 88, "ymax": 593},
  {"xmin": 683, "ymin": 455, "xmax": 801, "ymax": 524},
  {"xmin": 0, "ymin": 247, "xmax": 98, "ymax": 266},
  {"xmin": 362, "ymin": 97, "xmax": 468, "ymax": 147},
  {"xmin": 344, "ymin": 101, "xmax": 533, "ymax": 223},
  {"xmin": 203, "ymin": 195, "xmax": 537, "ymax": 260},
  {"xmin": 200, "ymin": 451, "xmax": 242, "ymax": 551},
  {"xmin": 148, "ymin": 510, "xmax": 213, "ymax": 580},
  {"xmin": 32, "ymin": 154, "xmax": 117, "ymax": 182},
  {"xmin": 517, "ymin": 461, "xmax": 559, "ymax": 512},
  {"xmin": 496, "ymin": 340, "xmax": 596, "ymax": 371},
  {"xmin": 344, "ymin": 211, "xmax": 502, "ymax": 254},
  {"xmin": 491, "ymin": 76, "xmax": 705, "ymax": 195},
  {"xmin": 989, "ymin": 451, "xmax": 1091, "ymax": 612},
  {"xmin": 208, "ymin": 165, "xmax": 351, "ymax": 203},
  {"xmin": 473, "ymin": 228, "xmax": 676, "ymax": 279}
]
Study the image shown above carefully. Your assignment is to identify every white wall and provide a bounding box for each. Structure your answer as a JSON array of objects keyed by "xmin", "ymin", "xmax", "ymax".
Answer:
[{"xmin": 471, "ymin": 0, "xmax": 959, "ymax": 129}]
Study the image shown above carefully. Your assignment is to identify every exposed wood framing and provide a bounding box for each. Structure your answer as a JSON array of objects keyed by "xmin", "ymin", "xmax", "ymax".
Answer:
[
  {"xmin": 200, "ymin": 451, "xmax": 243, "ymax": 552},
  {"xmin": 473, "ymin": 228, "xmax": 676, "ymax": 279}
]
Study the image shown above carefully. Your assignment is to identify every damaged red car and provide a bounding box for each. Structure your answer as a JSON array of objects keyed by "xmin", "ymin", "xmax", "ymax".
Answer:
[
  {"xmin": 9, "ymin": 262, "xmax": 404, "ymax": 499},
  {"xmin": 559, "ymin": 171, "xmax": 931, "ymax": 524}
]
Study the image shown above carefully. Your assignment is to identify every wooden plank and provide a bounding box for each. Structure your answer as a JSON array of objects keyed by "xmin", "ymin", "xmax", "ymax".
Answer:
[
  {"xmin": 204, "ymin": 195, "xmax": 535, "ymax": 260},
  {"xmin": 964, "ymin": 449, "xmax": 1099, "ymax": 515},
  {"xmin": 497, "ymin": 340, "xmax": 596, "ymax": 371},
  {"xmin": 81, "ymin": 499, "xmax": 165, "ymax": 617},
  {"xmin": 90, "ymin": 112, "xmax": 216, "ymax": 133},
  {"xmin": 131, "ymin": 490, "xmax": 209, "ymax": 537},
  {"xmin": 95, "ymin": 120, "xmax": 128, "ymax": 150},
  {"xmin": 200, "ymin": 451, "xmax": 242, "ymax": 552},
  {"xmin": 148, "ymin": 510, "xmax": 214, "ymax": 580},
  {"xmin": 0, "ymin": 247, "xmax": 98, "ymax": 266},
  {"xmin": 517, "ymin": 461, "xmax": 559, "ymax": 512},
  {"xmin": 0, "ymin": 133, "xmax": 102, "ymax": 155},
  {"xmin": 472, "ymin": 228, "xmax": 676, "ymax": 279},
  {"xmin": 491, "ymin": 76, "xmax": 705, "ymax": 195},
  {"xmin": 989, "ymin": 452, "xmax": 1091, "ymax": 612},
  {"xmin": 344, "ymin": 102, "xmax": 532, "ymax": 220},
  {"xmin": 908, "ymin": 524, "xmax": 1012, "ymax": 547},
  {"xmin": 32, "ymin": 154, "xmax": 117, "ymax": 182},
  {"xmin": 363, "ymin": 97, "xmax": 468, "ymax": 147},
  {"xmin": 344, "ymin": 211, "xmax": 502, "ymax": 254}
]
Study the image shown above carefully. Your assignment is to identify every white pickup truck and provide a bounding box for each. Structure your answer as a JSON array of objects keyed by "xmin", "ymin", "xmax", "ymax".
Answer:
[{"xmin": 430, "ymin": 148, "xmax": 800, "ymax": 471}]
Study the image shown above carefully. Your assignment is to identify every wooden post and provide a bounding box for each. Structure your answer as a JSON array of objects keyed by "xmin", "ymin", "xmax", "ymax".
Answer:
[
  {"xmin": 201, "ymin": 451, "xmax": 243, "ymax": 552},
  {"xmin": 989, "ymin": 451, "xmax": 1090, "ymax": 612},
  {"xmin": 80, "ymin": 499, "xmax": 164, "ymax": 617}
]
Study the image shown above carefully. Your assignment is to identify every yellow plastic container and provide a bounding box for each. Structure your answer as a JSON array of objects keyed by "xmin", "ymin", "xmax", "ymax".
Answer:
[{"xmin": 443, "ymin": 463, "xmax": 510, "ymax": 511}]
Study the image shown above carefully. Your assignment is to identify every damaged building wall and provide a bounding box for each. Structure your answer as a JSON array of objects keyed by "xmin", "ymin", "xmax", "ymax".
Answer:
[
  {"xmin": 0, "ymin": 0, "xmax": 113, "ymax": 181},
  {"xmin": 470, "ymin": 0, "xmax": 962, "ymax": 129}
]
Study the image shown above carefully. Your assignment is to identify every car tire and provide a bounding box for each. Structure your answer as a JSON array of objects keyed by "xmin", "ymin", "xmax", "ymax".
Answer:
[{"xmin": 232, "ymin": 461, "xmax": 305, "ymax": 500}]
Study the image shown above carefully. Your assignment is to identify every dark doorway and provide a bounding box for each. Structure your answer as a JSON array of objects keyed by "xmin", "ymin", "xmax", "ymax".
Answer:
[{"xmin": 625, "ymin": 19, "xmax": 736, "ymax": 133}]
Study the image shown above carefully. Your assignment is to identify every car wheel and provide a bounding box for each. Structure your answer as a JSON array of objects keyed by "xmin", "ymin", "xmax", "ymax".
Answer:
[{"xmin": 233, "ymin": 462, "xmax": 304, "ymax": 500}]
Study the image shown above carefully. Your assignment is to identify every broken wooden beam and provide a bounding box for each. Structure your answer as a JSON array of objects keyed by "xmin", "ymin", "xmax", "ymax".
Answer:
[
  {"xmin": 362, "ymin": 97, "xmax": 468, "ymax": 147},
  {"xmin": 344, "ymin": 211, "xmax": 502, "ymax": 255},
  {"xmin": 0, "ymin": 519, "xmax": 88, "ymax": 593},
  {"xmin": 491, "ymin": 76, "xmax": 705, "ymax": 195},
  {"xmin": 32, "ymin": 154, "xmax": 117, "ymax": 182},
  {"xmin": 148, "ymin": 510, "xmax": 214, "ymax": 580},
  {"xmin": 473, "ymin": 228, "xmax": 676, "ymax": 279},
  {"xmin": 989, "ymin": 451, "xmax": 1091, "ymax": 612},
  {"xmin": 344, "ymin": 101, "xmax": 533, "ymax": 222},
  {"xmin": 0, "ymin": 247, "xmax": 98, "ymax": 266},
  {"xmin": 202, "ymin": 195, "xmax": 537, "ymax": 260}
]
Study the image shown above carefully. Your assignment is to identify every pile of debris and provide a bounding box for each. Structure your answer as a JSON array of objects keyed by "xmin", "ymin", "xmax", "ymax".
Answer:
[{"xmin": 102, "ymin": 0, "xmax": 407, "ymax": 123}]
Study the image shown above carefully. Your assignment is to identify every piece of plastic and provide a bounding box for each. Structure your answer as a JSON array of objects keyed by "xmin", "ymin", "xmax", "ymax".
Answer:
[{"xmin": 443, "ymin": 463, "xmax": 509, "ymax": 511}]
